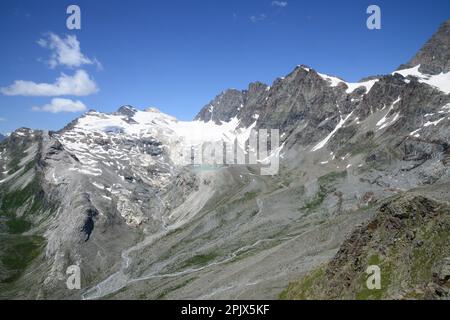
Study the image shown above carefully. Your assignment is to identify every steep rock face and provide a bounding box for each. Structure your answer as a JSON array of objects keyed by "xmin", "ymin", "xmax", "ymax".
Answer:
[
  {"xmin": 195, "ymin": 89, "xmax": 245, "ymax": 124},
  {"xmin": 195, "ymin": 82, "xmax": 270, "ymax": 125},
  {"xmin": 399, "ymin": 19, "xmax": 450, "ymax": 74},
  {"xmin": 0, "ymin": 129, "xmax": 51, "ymax": 294},
  {"xmin": 116, "ymin": 105, "xmax": 138, "ymax": 117}
]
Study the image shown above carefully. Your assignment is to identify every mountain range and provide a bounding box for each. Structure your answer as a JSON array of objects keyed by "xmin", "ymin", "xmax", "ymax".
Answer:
[{"xmin": 0, "ymin": 19, "xmax": 449, "ymax": 300}]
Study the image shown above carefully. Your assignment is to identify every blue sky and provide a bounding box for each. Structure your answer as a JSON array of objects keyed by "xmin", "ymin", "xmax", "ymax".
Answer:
[{"xmin": 0, "ymin": 0, "xmax": 449, "ymax": 133}]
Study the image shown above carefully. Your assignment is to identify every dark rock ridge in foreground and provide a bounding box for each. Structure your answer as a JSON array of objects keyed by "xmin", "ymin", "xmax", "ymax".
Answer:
[{"xmin": 281, "ymin": 189, "xmax": 450, "ymax": 299}]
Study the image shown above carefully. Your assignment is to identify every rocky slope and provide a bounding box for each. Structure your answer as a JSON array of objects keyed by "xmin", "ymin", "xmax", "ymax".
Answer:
[
  {"xmin": 0, "ymin": 19, "xmax": 449, "ymax": 300},
  {"xmin": 399, "ymin": 19, "xmax": 450, "ymax": 74},
  {"xmin": 280, "ymin": 188, "xmax": 450, "ymax": 300}
]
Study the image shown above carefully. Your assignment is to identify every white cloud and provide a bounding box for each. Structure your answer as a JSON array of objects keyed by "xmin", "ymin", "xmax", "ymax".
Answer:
[
  {"xmin": 0, "ymin": 70, "xmax": 99, "ymax": 96},
  {"xmin": 0, "ymin": 118, "xmax": 6, "ymax": 122},
  {"xmin": 37, "ymin": 38, "xmax": 47, "ymax": 47},
  {"xmin": 32, "ymin": 98, "xmax": 87, "ymax": 113},
  {"xmin": 250, "ymin": 14, "xmax": 267, "ymax": 23},
  {"xmin": 38, "ymin": 33, "xmax": 101, "ymax": 69},
  {"xmin": 272, "ymin": 1, "xmax": 288, "ymax": 7}
]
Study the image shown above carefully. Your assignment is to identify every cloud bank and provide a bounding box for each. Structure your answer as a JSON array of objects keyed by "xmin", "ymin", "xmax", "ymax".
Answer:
[
  {"xmin": 38, "ymin": 33, "xmax": 101, "ymax": 69},
  {"xmin": 0, "ymin": 70, "xmax": 98, "ymax": 96},
  {"xmin": 32, "ymin": 98, "xmax": 87, "ymax": 113},
  {"xmin": 250, "ymin": 14, "xmax": 267, "ymax": 23},
  {"xmin": 272, "ymin": 1, "xmax": 288, "ymax": 7}
]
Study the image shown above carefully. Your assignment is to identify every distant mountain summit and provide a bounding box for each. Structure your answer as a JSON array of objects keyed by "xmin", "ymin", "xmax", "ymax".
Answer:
[
  {"xmin": 399, "ymin": 19, "xmax": 450, "ymax": 74},
  {"xmin": 194, "ymin": 19, "xmax": 450, "ymax": 154},
  {"xmin": 194, "ymin": 82, "xmax": 268, "ymax": 125}
]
